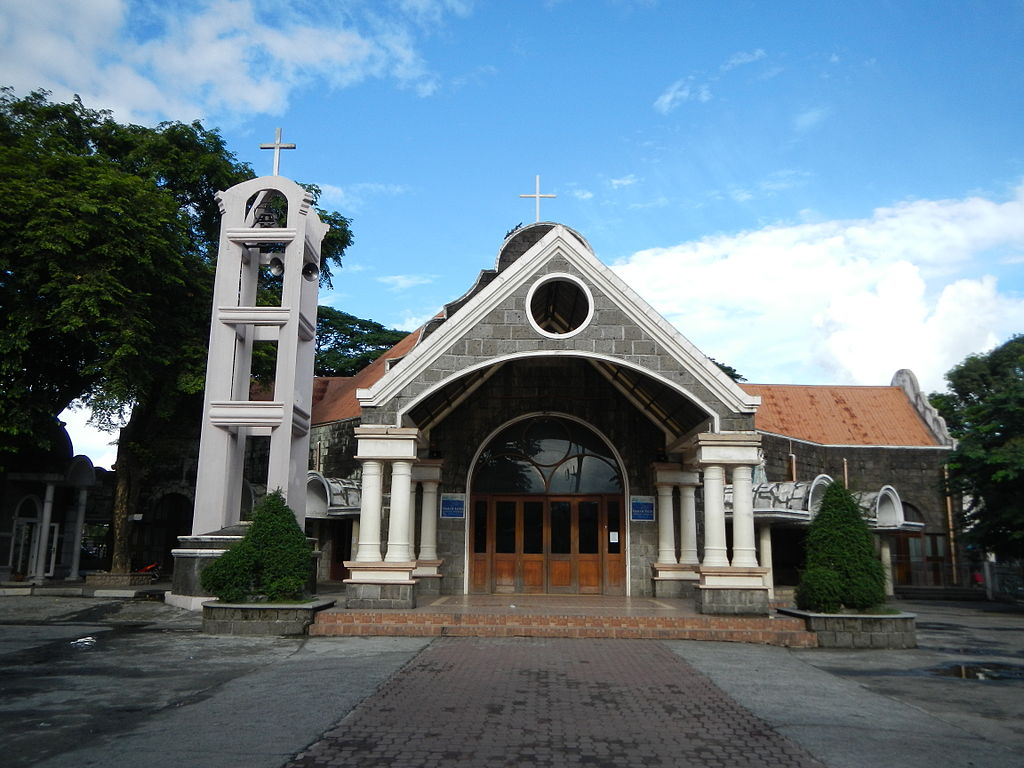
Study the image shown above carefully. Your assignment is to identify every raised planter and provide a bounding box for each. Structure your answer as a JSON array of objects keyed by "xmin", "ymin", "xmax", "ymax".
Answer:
[
  {"xmin": 202, "ymin": 598, "xmax": 336, "ymax": 636},
  {"xmin": 778, "ymin": 607, "xmax": 917, "ymax": 649}
]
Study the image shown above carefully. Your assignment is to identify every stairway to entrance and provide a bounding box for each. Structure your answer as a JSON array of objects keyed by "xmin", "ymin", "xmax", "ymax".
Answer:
[{"xmin": 309, "ymin": 594, "xmax": 817, "ymax": 647}]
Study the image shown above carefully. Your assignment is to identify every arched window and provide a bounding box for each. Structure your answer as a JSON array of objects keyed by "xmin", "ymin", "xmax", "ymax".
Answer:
[{"xmin": 473, "ymin": 417, "xmax": 622, "ymax": 494}]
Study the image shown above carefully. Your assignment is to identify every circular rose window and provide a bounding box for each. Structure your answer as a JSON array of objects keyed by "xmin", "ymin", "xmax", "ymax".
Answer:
[{"xmin": 526, "ymin": 274, "xmax": 594, "ymax": 338}]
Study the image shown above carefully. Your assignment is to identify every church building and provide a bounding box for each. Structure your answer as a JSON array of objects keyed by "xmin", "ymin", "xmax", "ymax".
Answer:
[{"xmin": 299, "ymin": 221, "xmax": 957, "ymax": 613}]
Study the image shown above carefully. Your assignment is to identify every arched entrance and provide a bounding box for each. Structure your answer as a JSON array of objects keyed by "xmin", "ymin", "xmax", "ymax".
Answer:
[{"xmin": 468, "ymin": 416, "xmax": 625, "ymax": 595}]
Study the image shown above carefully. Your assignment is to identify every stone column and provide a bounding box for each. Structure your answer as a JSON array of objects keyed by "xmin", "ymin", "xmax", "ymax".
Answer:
[
  {"xmin": 656, "ymin": 482, "xmax": 677, "ymax": 564},
  {"xmin": 759, "ymin": 524, "xmax": 774, "ymax": 599},
  {"xmin": 32, "ymin": 483, "xmax": 56, "ymax": 582},
  {"xmin": 879, "ymin": 536, "xmax": 894, "ymax": 597},
  {"xmin": 701, "ymin": 465, "xmax": 729, "ymax": 567},
  {"xmin": 678, "ymin": 483, "xmax": 699, "ymax": 566},
  {"xmin": 67, "ymin": 488, "xmax": 88, "ymax": 580},
  {"xmin": 354, "ymin": 459, "xmax": 383, "ymax": 562},
  {"xmin": 384, "ymin": 460, "xmax": 414, "ymax": 562},
  {"xmin": 730, "ymin": 465, "xmax": 759, "ymax": 567},
  {"xmin": 418, "ymin": 478, "xmax": 440, "ymax": 561}
]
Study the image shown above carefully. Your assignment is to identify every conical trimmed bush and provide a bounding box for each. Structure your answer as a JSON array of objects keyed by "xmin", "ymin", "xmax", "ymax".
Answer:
[{"xmin": 796, "ymin": 482, "xmax": 886, "ymax": 612}]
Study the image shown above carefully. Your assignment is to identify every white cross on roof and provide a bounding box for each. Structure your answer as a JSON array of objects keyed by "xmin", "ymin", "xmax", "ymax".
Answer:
[{"xmin": 520, "ymin": 174, "xmax": 556, "ymax": 222}]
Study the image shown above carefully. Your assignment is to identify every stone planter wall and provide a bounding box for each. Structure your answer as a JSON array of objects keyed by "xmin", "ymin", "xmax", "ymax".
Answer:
[
  {"xmin": 778, "ymin": 608, "xmax": 917, "ymax": 648},
  {"xmin": 86, "ymin": 573, "xmax": 153, "ymax": 587},
  {"xmin": 202, "ymin": 599, "xmax": 336, "ymax": 636}
]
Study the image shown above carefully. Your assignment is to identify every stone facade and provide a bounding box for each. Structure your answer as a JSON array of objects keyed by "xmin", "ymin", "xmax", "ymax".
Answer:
[{"xmin": 759, "ymin": 434, "xmax": 951, "ymax": 531}]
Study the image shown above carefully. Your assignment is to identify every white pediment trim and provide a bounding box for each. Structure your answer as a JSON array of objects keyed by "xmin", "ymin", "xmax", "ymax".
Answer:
[{"xmin": 357, "ymin": 225, "xmax": 759, "ymax": 416}]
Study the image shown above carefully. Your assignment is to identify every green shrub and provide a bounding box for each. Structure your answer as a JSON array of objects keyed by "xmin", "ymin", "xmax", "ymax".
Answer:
[
  {"xmin": 796, "ymin": 482, "xmax": 887, "ymax": 612},
  {"xmin": 795, "ymin": 566, "xmax": 843, "ymax": 613},
  {"xmin": 200, "ymin": 490, "xmax": 312, "ymax": 603}
]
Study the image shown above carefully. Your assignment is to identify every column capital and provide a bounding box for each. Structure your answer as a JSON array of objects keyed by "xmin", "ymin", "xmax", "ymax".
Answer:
[
  {"xmin": 689, "ymin": 432, "xmax": 761, "ymax": 467},
  {"xmin": 411, "ymin": 458, "xmax": 444, "ymax": 484},
  {"xmin": 653, "ymin": 462, "xmax": 700, "ymax": 486},
  {"xmin": 355, "ymin": 426, "xmax": 420, "ymax": 460}
]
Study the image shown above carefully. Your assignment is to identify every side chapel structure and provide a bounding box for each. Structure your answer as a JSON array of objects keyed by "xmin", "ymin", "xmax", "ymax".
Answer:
[{"xmin": 298, "ymin": 222, "xmax": 957, "ymax": 612}]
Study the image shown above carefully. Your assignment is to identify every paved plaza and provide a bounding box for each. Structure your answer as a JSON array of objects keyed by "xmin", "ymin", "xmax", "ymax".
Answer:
[
  {"xmin": 287, "ymin": 637, "xmax": 823, "ymax": 768},
  {"xmin": 1, "ymin": 595, "xmax": 1022, "ymax": 768}
]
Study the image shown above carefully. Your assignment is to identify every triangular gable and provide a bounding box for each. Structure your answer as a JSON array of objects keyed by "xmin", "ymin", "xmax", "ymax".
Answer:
[{"xmin": 357, "ymin": 224, "xmax": 759, "ymax": 425}]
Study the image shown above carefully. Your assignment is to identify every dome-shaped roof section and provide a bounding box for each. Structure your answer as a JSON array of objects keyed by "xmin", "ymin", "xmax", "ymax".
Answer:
[
  {"xmin": 496, "ymin": 222, "xmax": 593, "ymax": 273},
  {"xmin": 5, "ymin": 417, "xmax": 74, "ymax": 474}
]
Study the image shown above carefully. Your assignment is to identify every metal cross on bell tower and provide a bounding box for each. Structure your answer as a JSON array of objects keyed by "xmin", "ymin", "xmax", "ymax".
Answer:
[{"xmin": 260, "ymin": 127, "xmax": 296, "ymax": 176}]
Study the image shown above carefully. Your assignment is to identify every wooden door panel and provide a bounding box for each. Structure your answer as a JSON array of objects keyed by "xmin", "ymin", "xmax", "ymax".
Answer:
[
  {"xmin": 493, "ymin": 556, "xmax": 516, "ymax": 593},
  {"xmin": 548, "ymin": 559, "xmax": 573, "ymax": 589},
  {"xmin": 470, "ymin": 554, "xmax": 489, "ymax": 593},
  {"xmin": 578, "ymin": 557, "xmax": 601, "ymax": 593},
  {"xmin": 521, "ymin": 557, "xmax": 544, "ymax": 592},
  {"xmin": 604, "ymin": 556, "xmax": 625, "ymax": 595}
]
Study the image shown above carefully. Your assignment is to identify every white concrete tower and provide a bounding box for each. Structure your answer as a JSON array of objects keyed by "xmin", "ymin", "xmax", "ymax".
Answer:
[{"xmin": 192, "ymin": 168, "xmax": 328, "ymax": 533}]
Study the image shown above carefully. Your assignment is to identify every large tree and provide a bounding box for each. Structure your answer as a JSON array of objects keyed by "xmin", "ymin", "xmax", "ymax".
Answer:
[
  {"xmin": 0, "ymin": 89, "xmax": 353, "ymax": 571},
  {"xmin": 315, "ymin": 306, "xmax": 408, "ymax": 377},
  {"xmin": 931, "ymin": 335, "xmax": 1024, "ymax": 560}
]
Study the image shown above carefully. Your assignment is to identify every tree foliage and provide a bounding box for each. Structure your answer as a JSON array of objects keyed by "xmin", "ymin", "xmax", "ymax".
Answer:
[
  {"xmin": 200, "ymin": 491, "xmax": 312, "ymax": 603},
  {"xmin": 796, "ymin": 482, "xmax": 887, "ymax": 612},
  {"xmin": 314, "ymin": 306, "xmax": 408, "ymax": 377},
  {"xmin": 931, "ymin": 335, "xmax": 1024, "ymax": 559},
  {"xmin": 0, "ymin": 89, "xmax": 353, "ymax": 571},
  {"xmin": 0, "ymin": 89, "xmax": 248, "ymax": 450},
  {"xmin": 709, "ymin": 358, "xmax": 746, "ymax": 382}
]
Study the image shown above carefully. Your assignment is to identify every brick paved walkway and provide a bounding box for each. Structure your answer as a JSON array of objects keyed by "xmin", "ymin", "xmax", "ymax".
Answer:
[{"xmin": 286, "ymin": 638, "xmax": 824, "ymax": 768}]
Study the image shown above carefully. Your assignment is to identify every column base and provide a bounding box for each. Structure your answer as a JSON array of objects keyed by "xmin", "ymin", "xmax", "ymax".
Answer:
[
  {"xmin": 651, "ymin": 563, "xmax": 699, "ymax": 599},
  {"xmin": 343, "ymin": 581, "xmax": 417, "ymax": 609},
  {"xmin": 695, "ymin": 566, "xmax": 771, "ymax": 615},
  {"xmin": 343, "ymin": 561, "xmax": 418, "ymax": 608},
  {"xmin": 412, "ymin": 560, "xmax": 444, "ymax": 596}
]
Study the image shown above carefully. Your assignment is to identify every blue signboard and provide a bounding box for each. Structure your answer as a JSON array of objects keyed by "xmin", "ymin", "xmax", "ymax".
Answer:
[
  {"xmin": 440, "ymin": 493, "xmax": 466, "ymax": 519},
  {"xmin": 630, "ymin": 496, "xmax": 656, "ymax": 522}
]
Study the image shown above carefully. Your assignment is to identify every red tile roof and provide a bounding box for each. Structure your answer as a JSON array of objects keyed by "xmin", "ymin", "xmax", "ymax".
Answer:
[
  {"xmin": 311, "ymin": 329, "xmax": 421, "ymax": 424},
  {"xmin": 740, "ymin": 384, "xmax": 941, "ymax": 447}
]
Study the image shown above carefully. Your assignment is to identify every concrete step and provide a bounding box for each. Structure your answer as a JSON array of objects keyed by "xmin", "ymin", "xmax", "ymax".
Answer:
[{"xmin": 310, "ymin": 611, "xmax": 817, "ymax": 647}]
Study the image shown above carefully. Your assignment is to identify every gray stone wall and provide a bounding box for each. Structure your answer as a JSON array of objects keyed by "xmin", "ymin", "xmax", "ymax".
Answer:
[
  {"xmin": 309, "ymin": 418, "xmax": 359, "ymax": 479},
  {"xmin": 759, "ymin": 434, "xmax": 953, "ymax": 532}
]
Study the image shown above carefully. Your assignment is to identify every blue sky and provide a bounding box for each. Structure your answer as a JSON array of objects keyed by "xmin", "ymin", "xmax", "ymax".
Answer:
[{"xmin": 2, "ymin": 0, "xmax": 1023, "ymax": 467}]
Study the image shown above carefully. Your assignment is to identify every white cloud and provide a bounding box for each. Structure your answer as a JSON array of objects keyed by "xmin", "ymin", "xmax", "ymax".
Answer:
[
  {"xmin": 378, "ymin": 274, "xmax": 436, "ymax": 291},
  {"xmin": 610, "ymin": 174, "xmax": 640, "ymax": 189},
  {"xmin": 612, "ymin": 185, "xmax": 1024, "ymax": 392},
  {"xmin": 793, "ymin": 106, "xmax": 832, "ymax": 132},
  {"xmin": 722, "ymin": 48, "xmax": 766, "ymax": 71},
  {"xmin": 392, "ymin": 309, "xmax": 438, "ymax": 331},
  {"xmin": 572, "ymin": 189, "xmax": 594, "ymax": 201},
  {"xmin": 318, "ymin": 182, "xmax": 409, "ymax": 211},
  {"xmin": 0, "ymin": 0, "xmax": 456, "ymax": 124},
  {"xmin": 653, "ymin": 77, "xmax": 711, "ymax": 114}
]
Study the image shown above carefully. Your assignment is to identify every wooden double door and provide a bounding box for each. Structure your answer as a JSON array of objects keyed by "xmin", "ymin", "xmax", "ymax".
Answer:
[{"xmin": 470, "ymin": 495, "xmax": 625, "ymax": 595}]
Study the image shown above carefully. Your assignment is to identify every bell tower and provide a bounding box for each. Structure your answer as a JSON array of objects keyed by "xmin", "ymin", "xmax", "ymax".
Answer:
[{"xmin": 191, "ymin": 134, "xmax": 328, "ymax": 534}]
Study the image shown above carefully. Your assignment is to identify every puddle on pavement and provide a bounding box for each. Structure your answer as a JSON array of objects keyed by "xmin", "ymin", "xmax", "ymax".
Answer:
[{"xmin": 928, "ymin": 662, "xmax": 1024, "ymax": 680}]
